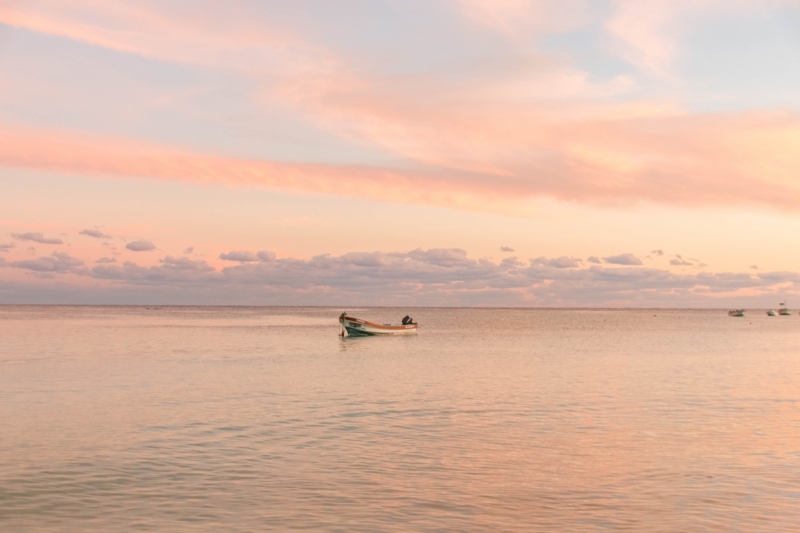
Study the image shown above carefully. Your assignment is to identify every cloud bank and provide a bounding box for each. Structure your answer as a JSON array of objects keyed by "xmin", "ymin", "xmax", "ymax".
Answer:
[{"xmin": 3, "ymin": 247, "xmax": 799, "ymax": 307}]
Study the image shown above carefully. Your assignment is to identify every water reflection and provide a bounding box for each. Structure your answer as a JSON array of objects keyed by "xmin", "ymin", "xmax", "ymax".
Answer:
[{"xmin": 1, "ymin": 306, "xmax": 799, "ymax": 532}]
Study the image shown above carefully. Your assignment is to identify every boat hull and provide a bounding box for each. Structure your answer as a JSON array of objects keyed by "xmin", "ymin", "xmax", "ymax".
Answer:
[{"xmin": 340, "ymin": 315, "xmax": 418, "ymax": 336}]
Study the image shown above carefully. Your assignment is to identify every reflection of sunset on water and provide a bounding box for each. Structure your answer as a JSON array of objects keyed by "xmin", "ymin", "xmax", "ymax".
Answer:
[{"xmin": 2, "ymin": 307, "xmax": 799, "ymax": 530}]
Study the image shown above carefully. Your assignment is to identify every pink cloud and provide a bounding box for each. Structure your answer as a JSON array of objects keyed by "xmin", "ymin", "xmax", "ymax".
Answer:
[
  {"xmin": 0, "ymin": 0, "xmax": 339, "ymax": 75},
  {"xmin": 4, "ymin": 1, "xmax": 800, "ymax": 215},
  {"xmin": 275, "ymin": 67, "xmax": 800, "ymax": 209},
  {"xmin": 0, "ymin": 125, "xmax": 505, "ymax": 213},
  {"xmin": 2, "ymin": 116, "xmax": 800, "ymax": 214}
]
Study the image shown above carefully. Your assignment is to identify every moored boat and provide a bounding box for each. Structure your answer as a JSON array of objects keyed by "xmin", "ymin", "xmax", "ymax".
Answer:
[
  {"xmin": 767, "ymin": 310, "xmax": 776, "ymax": 316},
  {"xmin": 779, "ymin": 302, "xmax": 791, "ymax": 315},
  {"xmin": 339, "ymin": 312, "xmax": 418, "ymax": 336},
  {"xmin": 728, "ymin": 309, "xmax": 745, "ymax": 317}
]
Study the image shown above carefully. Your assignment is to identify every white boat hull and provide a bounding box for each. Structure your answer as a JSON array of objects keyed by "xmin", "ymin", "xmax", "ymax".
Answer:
[{"xmin": 340, "ymin": 315, "xmax": 418, "ymax": 336}]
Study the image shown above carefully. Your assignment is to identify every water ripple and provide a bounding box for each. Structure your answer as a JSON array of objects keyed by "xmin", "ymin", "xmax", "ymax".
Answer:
[{"xmin": 1, "ymin": 306, "xmax": 800, "ymax": 531}]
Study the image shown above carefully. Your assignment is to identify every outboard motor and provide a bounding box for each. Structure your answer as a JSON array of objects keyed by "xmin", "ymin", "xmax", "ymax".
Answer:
[{"xmin": 402, "ymin": 315, "xmax": 412, "ymax": 325}]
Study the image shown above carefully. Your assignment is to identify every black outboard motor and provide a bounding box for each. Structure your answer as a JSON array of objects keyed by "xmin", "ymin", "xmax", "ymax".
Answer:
[{"xmin": 402, "ymin": 315, "xmax": 412, "ymax": 325}]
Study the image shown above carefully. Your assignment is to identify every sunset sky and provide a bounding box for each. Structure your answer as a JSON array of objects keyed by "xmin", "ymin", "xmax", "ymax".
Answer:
[{"xmin": 2, "ymin": 0, "xmax": 800, "ymax": 306}]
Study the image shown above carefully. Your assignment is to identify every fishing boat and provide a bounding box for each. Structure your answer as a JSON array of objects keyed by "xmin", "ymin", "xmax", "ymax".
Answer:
[
  {"xmin": 728, "ymin": 309, "xmax": 745, "ymax": 317},
  {"xmin": 767, "ymin": 310, "xmax": 776, "ymax": 316},
  {"xmin": 339, "ymin": 312, "xmax": 418, "ymax": 336},
  {"xmin": 779, "ymin": 302, "xmax": 791, "ymax": 316}
]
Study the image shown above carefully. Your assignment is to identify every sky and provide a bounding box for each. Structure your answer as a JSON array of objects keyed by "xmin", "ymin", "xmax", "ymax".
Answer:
[{"xmin": 1, "ymin": 0, "xmax": 800, "ymax": 306}]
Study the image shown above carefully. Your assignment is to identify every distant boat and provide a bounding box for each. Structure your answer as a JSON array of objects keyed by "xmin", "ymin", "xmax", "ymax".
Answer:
[
  {"xmin": 339, "ymin": 312, "xmax": 418, "ymax": 336},
  {"xmin": 767, "ymin": 310, "xmax": 776, "ymax": 316},
  {"xmin": 779, "ymin": 302, "xmax": 791, "ymax": 316},
  {"xmin": 728, "ymin": 310, "xmax": 745, "ymax": 317}
]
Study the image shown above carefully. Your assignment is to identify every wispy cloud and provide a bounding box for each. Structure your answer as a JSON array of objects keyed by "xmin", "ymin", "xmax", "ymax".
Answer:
[
  {"xmin": 605, "ymin": 0, "xmax": 790, "ymax": 78},
  {"xmin": 0, "ymin": 0, "xmax": 333, "ymax": 73},
  {"xmin": 451, "ymin": 0, "xmax": 592, "ymax": 40},
  {"xmin": 0, "ymin": 243, "xmax": 14, "ymax": 252},
  {"xmin": 670, "ymin": 254, "xmax": 693, "ymax": 266},
  {"xmin": 4, "ymin": 118, "xmax": 800, "ymax": 216},
  {"xmin": 606, "ymin": 0, "xmax": 687, "ymax": 78},
  {"xmin": 2, "ymin": 2, "xmax": 800, "ymax": 215}
]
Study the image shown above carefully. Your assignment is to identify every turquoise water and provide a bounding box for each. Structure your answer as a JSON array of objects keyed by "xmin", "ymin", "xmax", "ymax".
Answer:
[{"xmin": 1, "ymin": 306, "xmax": 799, "ymax": 532}]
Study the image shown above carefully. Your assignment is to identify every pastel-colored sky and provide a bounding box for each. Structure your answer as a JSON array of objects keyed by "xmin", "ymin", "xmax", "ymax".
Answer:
[{"xmin": 2, "ymin": 0, "xmax": 800, "ymax": 306}]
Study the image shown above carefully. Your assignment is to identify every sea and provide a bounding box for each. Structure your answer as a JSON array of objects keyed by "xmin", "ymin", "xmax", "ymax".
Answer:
[{"xmin": 1, "ymin": 305, "xmax": 799, "ymax": 532}]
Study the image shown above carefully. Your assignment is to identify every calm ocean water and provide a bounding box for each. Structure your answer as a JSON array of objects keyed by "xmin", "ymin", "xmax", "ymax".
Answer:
[{"xmin": 1, "ymin": 306, "xmax": 799, "ymax": 532}]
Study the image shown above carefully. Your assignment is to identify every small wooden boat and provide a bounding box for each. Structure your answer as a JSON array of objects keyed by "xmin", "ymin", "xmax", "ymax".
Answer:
[
  {"xmin": 728, "ymin": 309, "xmax": 745, "ymax": 317},
  {"xmin": 339, "ymin": 312, "xmax": 418, "ymax": 336}
]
